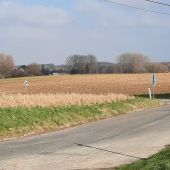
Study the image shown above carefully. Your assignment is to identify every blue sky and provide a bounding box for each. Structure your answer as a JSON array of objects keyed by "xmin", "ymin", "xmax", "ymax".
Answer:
[{"xmin": 0, "ymin": 0, "xmax": 170, "ymax": 65}]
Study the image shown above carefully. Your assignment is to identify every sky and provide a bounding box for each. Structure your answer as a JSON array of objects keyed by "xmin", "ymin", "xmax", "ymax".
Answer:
[{"xmin": 0, "ymin": 0, "xmax": 170, "ymax": 65}]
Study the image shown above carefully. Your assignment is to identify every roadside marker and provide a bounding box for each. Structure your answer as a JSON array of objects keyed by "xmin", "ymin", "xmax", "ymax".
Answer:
[
  {"xmin": 24, "ymin": 80, "xmax": 29, "ymax": 87},
  {"xmin": 24, "ymin": 80, "xmax": 29, "ymax": 93},
  {"xmin": 151, "ymin": 74, "xmax": 158, "ymax": 99},
  {"xmin": 148, "ymin": 88, "xmax": 152, "ymax": 99}
]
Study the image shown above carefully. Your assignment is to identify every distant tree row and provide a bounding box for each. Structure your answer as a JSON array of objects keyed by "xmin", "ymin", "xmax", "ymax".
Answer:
[
  {"xmin": 0, "ymin": 52, "xmax": 169, "ymax": 79},
  {"xmin": 115, "ymin": 53, "xmax": 169, "ymax": 73},
  {"xmin": 12, "ymin": 63, "xmax": 42, "ymax": 77},
  {"xmin": 13, "ymin": 63, "xmax": 68, "ymax": 78},
  {"xmin": 0, "ymin": 53, "xmax": 54, "ymax": 78},
  {"xmin": 65, "ymin": 53, "xmax": 169, "ymax": 74}
]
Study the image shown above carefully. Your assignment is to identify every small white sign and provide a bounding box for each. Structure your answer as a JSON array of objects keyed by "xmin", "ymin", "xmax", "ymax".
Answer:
[
  {"xmin": 148, "ymin": 88, "xmax": 152, "ymax": 99},
  {"xmin": 24, "ymin": 80, "xmax": 29, "ymax": 87}
]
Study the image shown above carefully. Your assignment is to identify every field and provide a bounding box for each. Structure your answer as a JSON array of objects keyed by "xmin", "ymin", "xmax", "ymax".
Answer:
[
  {"xmin": 0, "ymin": 73, "xmax": 170, "ymax": 95},
  {"xmin": 0, "ymin": 73, "xmax": 166, "ymax": 139},
  {"xmin": 0, "ymin": 93, "xmax": 133, "ymax": 108}
]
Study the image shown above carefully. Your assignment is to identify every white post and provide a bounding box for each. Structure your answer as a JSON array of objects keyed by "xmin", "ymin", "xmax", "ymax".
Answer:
[{"xmin": 148, "ymin": 88, "xmax": 152, "ymax": 99}]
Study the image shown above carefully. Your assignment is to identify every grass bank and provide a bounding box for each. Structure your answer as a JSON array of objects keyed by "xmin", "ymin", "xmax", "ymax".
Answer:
[
  {"xmin": 0, "ymin": 98, "xmax": 162, "ymax": 140},
  {"xmin": 117, "ymin": 146, "xmax": 170, "ymax": 170},
  {"xmin": 137, "ymin": 93, "xmax": 170, "ymax": 99}
]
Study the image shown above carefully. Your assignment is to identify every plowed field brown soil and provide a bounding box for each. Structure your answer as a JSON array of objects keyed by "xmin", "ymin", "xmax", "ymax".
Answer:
[{"xmin": 0, "ymin": 73, "xmax": 169, "ymax": 95}]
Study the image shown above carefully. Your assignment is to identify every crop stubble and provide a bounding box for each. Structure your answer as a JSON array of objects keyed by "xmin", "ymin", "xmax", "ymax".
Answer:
[{"xmin": 0, "ymin": 73, "xmax": 169, "ymax": 95}]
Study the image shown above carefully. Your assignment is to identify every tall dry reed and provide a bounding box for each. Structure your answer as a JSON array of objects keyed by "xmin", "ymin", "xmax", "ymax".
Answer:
[{"xmin": 0, "ymin": 93, "xmax": 134, "ymax": 108}]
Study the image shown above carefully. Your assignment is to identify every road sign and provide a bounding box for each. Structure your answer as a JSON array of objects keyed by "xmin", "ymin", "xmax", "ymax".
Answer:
[
  {"xmin": 151, "ymin": 74, "xmax": 157, "ymax": 87},
  {"xmin": 151, "ymin": 74, "xmax": 158, "ymax": 99}
]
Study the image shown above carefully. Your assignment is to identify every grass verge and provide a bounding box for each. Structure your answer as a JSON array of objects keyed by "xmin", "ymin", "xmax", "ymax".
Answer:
[
  {"xmin": 116, "ymin": 146, "xmax": 170, "ymax": 170},
  {"xmin": 137, "ymin": 93, "xmax": 170, "ymax": 99},
  {"xmin": 0, "ymin": 97, "xmax": 162, "ymax": 140}
]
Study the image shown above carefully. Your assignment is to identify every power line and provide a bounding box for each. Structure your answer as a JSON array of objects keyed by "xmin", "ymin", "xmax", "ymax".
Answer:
[
  {"xmin": 103, "ymin": 0, "xmax": 170, "ymax": 16},
  {"xmin": 145, "ymin": 0, "xmax": 170, "ymax": 7}
]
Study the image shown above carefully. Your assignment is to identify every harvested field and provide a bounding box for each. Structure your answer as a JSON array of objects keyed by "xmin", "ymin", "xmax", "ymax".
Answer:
[
  {"xmin": 0, "ymin": 73, "xmax": 169, "ymax": 95},
  {"xmin": 0, "ymin": 93, "xmax": 133, "ymax": 108}
]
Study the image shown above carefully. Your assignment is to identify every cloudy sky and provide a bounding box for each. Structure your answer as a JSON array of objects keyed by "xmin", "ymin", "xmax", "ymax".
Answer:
[{"xmin": 0, "ymin": 0, "xmax": 170, "ymax": 65}]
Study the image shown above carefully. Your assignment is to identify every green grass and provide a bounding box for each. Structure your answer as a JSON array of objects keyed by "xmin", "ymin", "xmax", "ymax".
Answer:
[
  {"xmin": 137, "ymin": 93, "xmax": 170, "ymax": 99},
  {"xmin": 0, "ymin": 98, "xmax": 162, "ymax": 139},
  {"xmin": 117, "ymin": 146, "xmax": 170, "ymax": 170}
]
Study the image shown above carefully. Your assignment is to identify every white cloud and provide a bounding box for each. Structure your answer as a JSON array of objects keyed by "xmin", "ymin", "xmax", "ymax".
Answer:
[
  {"xmin": 0, "ymin": 0, "xmax": 169, "ymax": 64},
  {"xmin": 0, "ymin": 1, "xmax": 71, "ymax": 28},
  {"xmin": 75, "ymin": 0, "xmax": 170, "ymax": 28}
]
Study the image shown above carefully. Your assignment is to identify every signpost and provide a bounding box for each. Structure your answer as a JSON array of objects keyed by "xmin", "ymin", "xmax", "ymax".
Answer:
[
  {"xmin": 152, "ymin": 74, "xmax": 157, "ymax": 87},
  {"xmin": 151, "ymin": 74, "xmax": 157, "ymax": 99}
]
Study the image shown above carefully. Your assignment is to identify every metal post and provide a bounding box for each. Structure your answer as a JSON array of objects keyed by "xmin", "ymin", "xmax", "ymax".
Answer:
[{"xmin": 152, "ymin": 86, "xmax": 155, "ymax": 99}]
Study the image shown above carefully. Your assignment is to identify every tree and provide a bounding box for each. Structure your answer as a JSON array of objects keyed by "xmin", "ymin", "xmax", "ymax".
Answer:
[
  {"xmin": 116, "ymin": 53, "xmax": 150, "ymax": 73},
  {"xmin": 41, "ymin": 64, "xmax": 51, "ymax": 75},
  {"xmin": 66, "ymin": 54, "xmax": 97, "ymax": 74},
  {"xmin": 96, "ymin": 62, "xmax": 115, "ymax": 74},
  {"xmin": 12, "ymin": 67, "xmax": 27, "ymax": 78},
  {"xmin": 0, "ymin": 53, "xmax": 15, "ymax": 78},
  {"xmin": 116, "ymin": 53, "xmax": 132, "ymax": 73},
  {"xmin": 86, "ymin": 55, "xmax": 97, "ymax": 73},
  {"xmin": 146, "ymin": 63, "xmax": 169, "ymax": 73},
  {"xmin": 26, "ymin": 63, "xmax": 42, "ymax": 76}
]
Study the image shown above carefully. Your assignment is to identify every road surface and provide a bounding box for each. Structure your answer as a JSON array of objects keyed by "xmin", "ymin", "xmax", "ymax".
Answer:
[{"xmin": 0, "ymin": 101, "xmax": 170, "ymax": 170}]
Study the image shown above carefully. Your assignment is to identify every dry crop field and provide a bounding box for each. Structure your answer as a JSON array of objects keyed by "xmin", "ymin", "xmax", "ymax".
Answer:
[
  {"xmin": 0, "ymin": 93, "xmax": 133, "ymax": 107},
  {"xmin": 0, "ymin": 73, "xmax": 169, "ymax": 95},
  {"xmin": 0, "ymin": 74, "xmax": 165, "ymax": 139}
]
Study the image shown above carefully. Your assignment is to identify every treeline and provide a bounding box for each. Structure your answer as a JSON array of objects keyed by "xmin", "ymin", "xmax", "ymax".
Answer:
[
  {"xmin": 0, "ymin": 53, "xmax": 56, "ymax": 78},
  {"xmin": 115, "ymin": 53, "xmax": 169, "ymax": 73},
  {"xmin": 0, "ymin": 52, "xmax": 169, "ymax": 79},
  {"xmin": 65, "ymin": 53, "xmax": 170, "ymax": 74},
  {"xmin": 13, "ymin": 63, "xmax": 63, "ymax": 78}
]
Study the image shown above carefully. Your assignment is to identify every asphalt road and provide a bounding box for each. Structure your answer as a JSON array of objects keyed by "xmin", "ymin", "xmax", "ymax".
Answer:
[{"xmin": 0, "ymin": 101, "xmax": 170, "ymax": 170}]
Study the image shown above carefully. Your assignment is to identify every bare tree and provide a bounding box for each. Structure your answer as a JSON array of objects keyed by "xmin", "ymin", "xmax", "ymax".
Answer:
[
  {"xmin": 146, "ymin": 63, "xmax": 169, "ymax": 73},
  {"xmin": 0, "ymin": 53, "xmax": 15, "ymax": 78},
  {"xmin": 26, "ymin": 63, "xmax": 42, "ymax": 76},
  {"xmin": 131, "ymin": 53, "xmax": 150, "ymax": 73},
  {"xmin": 116, "ymin": 53, "xmax": 132, "ymax": 73},
  {"xmin": 116, "ymin": 53, "xmax": 150, "ymax": 73},
  {"xmin": 66, "ymin": 54, "xmax": 97, "ymax": 74},
  {"xmin": 86, "ymin": 55, "xmax": 97, "ymax": 73}
]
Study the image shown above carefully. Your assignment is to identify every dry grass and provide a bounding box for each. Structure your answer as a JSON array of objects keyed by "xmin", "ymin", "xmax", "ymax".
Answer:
[
  {"xmin": 0, "ymin": 93, "xmax": 133, "ymax": 108},
  {"xmin": 0, "ymin": 73, "xmax": 169, "ymax": 95}
]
